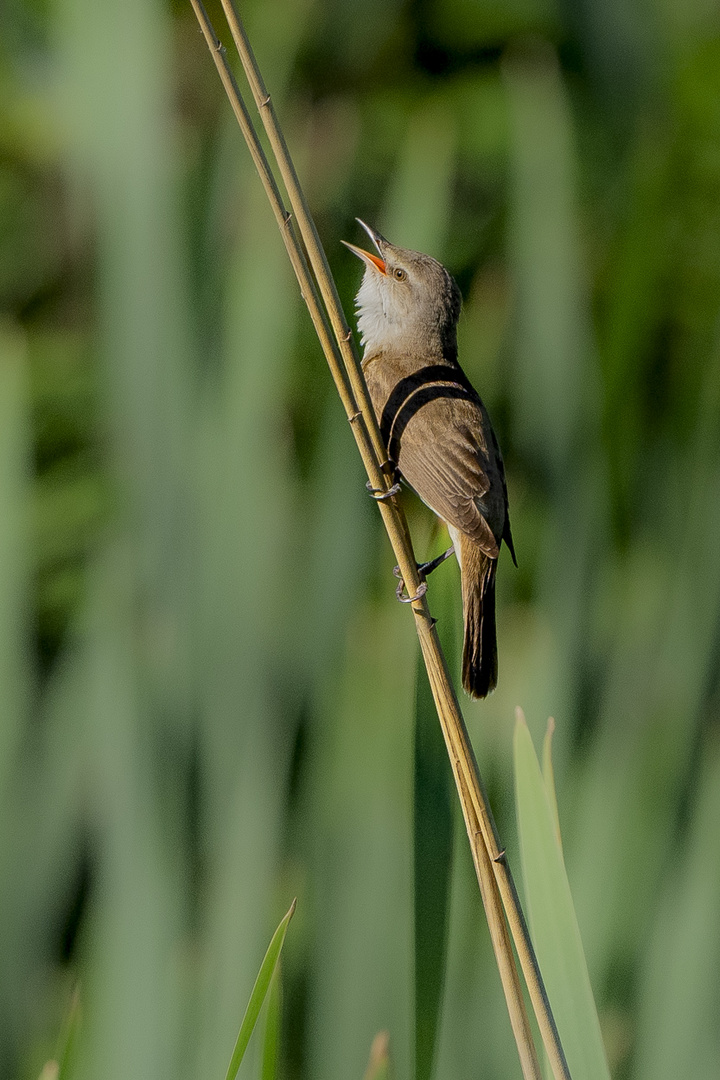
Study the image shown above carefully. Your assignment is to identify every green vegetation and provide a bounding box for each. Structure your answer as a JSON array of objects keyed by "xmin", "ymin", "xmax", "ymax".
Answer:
[
  {"xmin": 2, "ymin": 0, "xmax": 720, "ymax": 1078},
  {"xmin": 225, "ymin": 901, "xmax": 294, "ymax": 1080},
  {"xmin": 515, "ymin": 713, "xmax": 609, "ymax": 1080}
]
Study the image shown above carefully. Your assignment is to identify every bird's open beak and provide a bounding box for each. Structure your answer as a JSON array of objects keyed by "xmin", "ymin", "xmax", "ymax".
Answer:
[
  {"xmin": 342, "ymin": 241, "xmax": 386, "ymax": 274},
  {"xmin": 341, "ymin": 218, "xmax": 389, "ymax": 275}
]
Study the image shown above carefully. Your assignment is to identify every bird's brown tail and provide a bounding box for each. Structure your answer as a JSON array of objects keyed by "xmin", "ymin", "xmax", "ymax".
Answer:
[{"xmin": 460, "ymin": 540, "xmax": 498, "ymax": 699}]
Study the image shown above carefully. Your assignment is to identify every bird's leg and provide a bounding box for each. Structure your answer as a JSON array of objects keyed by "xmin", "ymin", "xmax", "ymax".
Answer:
[
  {"xmin": 418, "ymin": 545, "xmax": 455, "ymax": 578},
  {"xmin": 393, "ymin": 545, "xmax": 454, "ymax": 583},
  {"xmin": 392, "ymin": 545, "xmax": 455, "ymax": 604}
]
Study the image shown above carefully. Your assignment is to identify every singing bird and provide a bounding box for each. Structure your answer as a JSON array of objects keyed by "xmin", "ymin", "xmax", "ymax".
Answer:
[{"xmin": 344, "ymin": 221, "xmax": 516, "ymax": 698}]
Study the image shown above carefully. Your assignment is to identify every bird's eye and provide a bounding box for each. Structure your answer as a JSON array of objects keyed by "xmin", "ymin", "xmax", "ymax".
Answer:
[{"xmin": 393, "ymin": 267, "xmax": 407, "ymax": 281}]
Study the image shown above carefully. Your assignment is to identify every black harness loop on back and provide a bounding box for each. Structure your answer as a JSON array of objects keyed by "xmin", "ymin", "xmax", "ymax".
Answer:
[{"xmin": 379, "ymin": 363, "xmax": 481, "ymax": 468}]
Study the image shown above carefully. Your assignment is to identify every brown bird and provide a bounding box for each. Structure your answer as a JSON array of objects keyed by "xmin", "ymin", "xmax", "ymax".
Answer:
[{"xmin": 344, "ymin": 220, "xmax": 516, "ymax": 698}]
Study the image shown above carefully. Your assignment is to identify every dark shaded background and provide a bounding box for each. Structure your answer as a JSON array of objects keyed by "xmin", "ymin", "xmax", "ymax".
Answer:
[{"xmin": 2, "ymin": 0, "xmax": 720, "ymax": 1077}]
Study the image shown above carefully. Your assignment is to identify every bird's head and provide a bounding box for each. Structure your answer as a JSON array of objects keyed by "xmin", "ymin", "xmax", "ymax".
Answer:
[{"xmin": 343, "ymin": 220, "xmax": 462, "ymax": 360}]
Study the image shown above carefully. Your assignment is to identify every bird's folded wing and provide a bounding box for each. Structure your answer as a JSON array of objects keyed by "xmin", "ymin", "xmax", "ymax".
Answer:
[{"xmin": 396, "ymin": 403, "xmax": 500, "ymax": 559}]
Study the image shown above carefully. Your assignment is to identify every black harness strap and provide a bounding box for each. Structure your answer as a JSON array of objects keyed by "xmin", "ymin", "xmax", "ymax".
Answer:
[{"xmin": 379, "ymin": 363, "xmax": 481, "ymax": 468}]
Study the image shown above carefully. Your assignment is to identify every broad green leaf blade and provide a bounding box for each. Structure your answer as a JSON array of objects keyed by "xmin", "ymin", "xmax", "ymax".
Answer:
[
  {"xmin": 514, "ymin": 711, "xmax": 610, "ymax": 1080},
  {"xmin": 541, "ymin": 718, "xmax": 562, "ymax": 853},
  {"xmin": 224, "ymin": 900, "xmax": 296, "ymax": 1080},
  {"xmin": 260, "ymin": 966, "xmax": 282, "ymax": 1080}
]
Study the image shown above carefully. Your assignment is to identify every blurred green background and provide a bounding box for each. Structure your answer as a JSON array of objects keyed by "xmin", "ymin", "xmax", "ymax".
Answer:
[{"xmin": 2, "ymin": 0, "xmax": 720, "ymax": 1077}]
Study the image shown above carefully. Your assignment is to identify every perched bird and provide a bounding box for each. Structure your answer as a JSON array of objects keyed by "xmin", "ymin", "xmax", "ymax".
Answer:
[{"xmin": 344, "ymin": 220, "xmax": 516, "ymax": 698}]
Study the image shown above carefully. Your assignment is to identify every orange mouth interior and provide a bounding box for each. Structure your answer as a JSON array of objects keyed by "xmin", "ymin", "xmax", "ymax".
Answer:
[{"xmin": 362, "ymin": 249, "xmax": 386, "ymax": 274}]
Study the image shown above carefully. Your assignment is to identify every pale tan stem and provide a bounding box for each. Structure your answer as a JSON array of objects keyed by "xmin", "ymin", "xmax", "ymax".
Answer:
[
  {"xmin": 431, "ymin": 685, "xmax": 541, "ymax": 1076},
  {"xmin": 188, "ymin": 3, "xmax": 352, "ymax": 414},
  {"xmin": 467, "ymin": 803, "xmax": 540, "ymax": 1080},
  {"xmin": 419, "ymin": 629, "xmax": 568, "ymax": 1079},
  {"xmin": 216, "ymin": 0, "xmax": 389, "ymax": 473},
  {"xmin": 190, "ymin": 4, "xmax": 570, "ymax": 1078}
]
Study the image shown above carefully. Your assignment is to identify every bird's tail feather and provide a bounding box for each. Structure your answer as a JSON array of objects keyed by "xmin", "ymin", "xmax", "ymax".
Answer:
[{"xmin": 460, "ymin": 542, "xmax": 498, "ymax": 699}]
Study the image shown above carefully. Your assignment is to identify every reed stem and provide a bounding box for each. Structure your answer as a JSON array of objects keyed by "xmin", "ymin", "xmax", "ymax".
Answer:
[{"xmin": 189, "ymin": 4, "xmax": 570, "ymax": 1076}]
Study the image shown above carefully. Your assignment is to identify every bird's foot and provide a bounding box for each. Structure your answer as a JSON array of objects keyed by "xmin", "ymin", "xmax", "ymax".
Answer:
[
  {"xmin": 391, "ymin": 545, "xmax": 454, "ymax": 604},
  {"xmin": 366, "ymin": 480, "xmax": 401, "ymax": 501},
  {"xmin": 395, "ymin": 578, "xmax": 428, "ymax": 604}
]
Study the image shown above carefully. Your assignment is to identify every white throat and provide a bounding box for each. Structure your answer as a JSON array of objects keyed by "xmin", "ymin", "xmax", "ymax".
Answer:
[{"xmin": 355, "ymin": 270, "xmax": 406, "ymax": 356}]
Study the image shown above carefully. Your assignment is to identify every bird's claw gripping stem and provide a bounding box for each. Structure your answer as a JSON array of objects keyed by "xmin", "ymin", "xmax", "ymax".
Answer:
[
  {"xmin": 366, "ymin": 480, "xmax": 402, "ymax": 501},
  {"xmin": 392, "ymin": 545, "xmax": 454, "ymax": 604},
  {"xmin": 395, "ymin": 578, "xmax": 428, "ymax": 604}
]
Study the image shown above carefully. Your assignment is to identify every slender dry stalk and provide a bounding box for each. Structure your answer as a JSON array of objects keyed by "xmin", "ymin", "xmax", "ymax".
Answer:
[
  {"xmin": 189, "ymin": 3, "xmax": 570, "ymax": 1077},
  {"xmin": 217, "ymin": 0, "xmax": 388, "ymax": 473}
]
